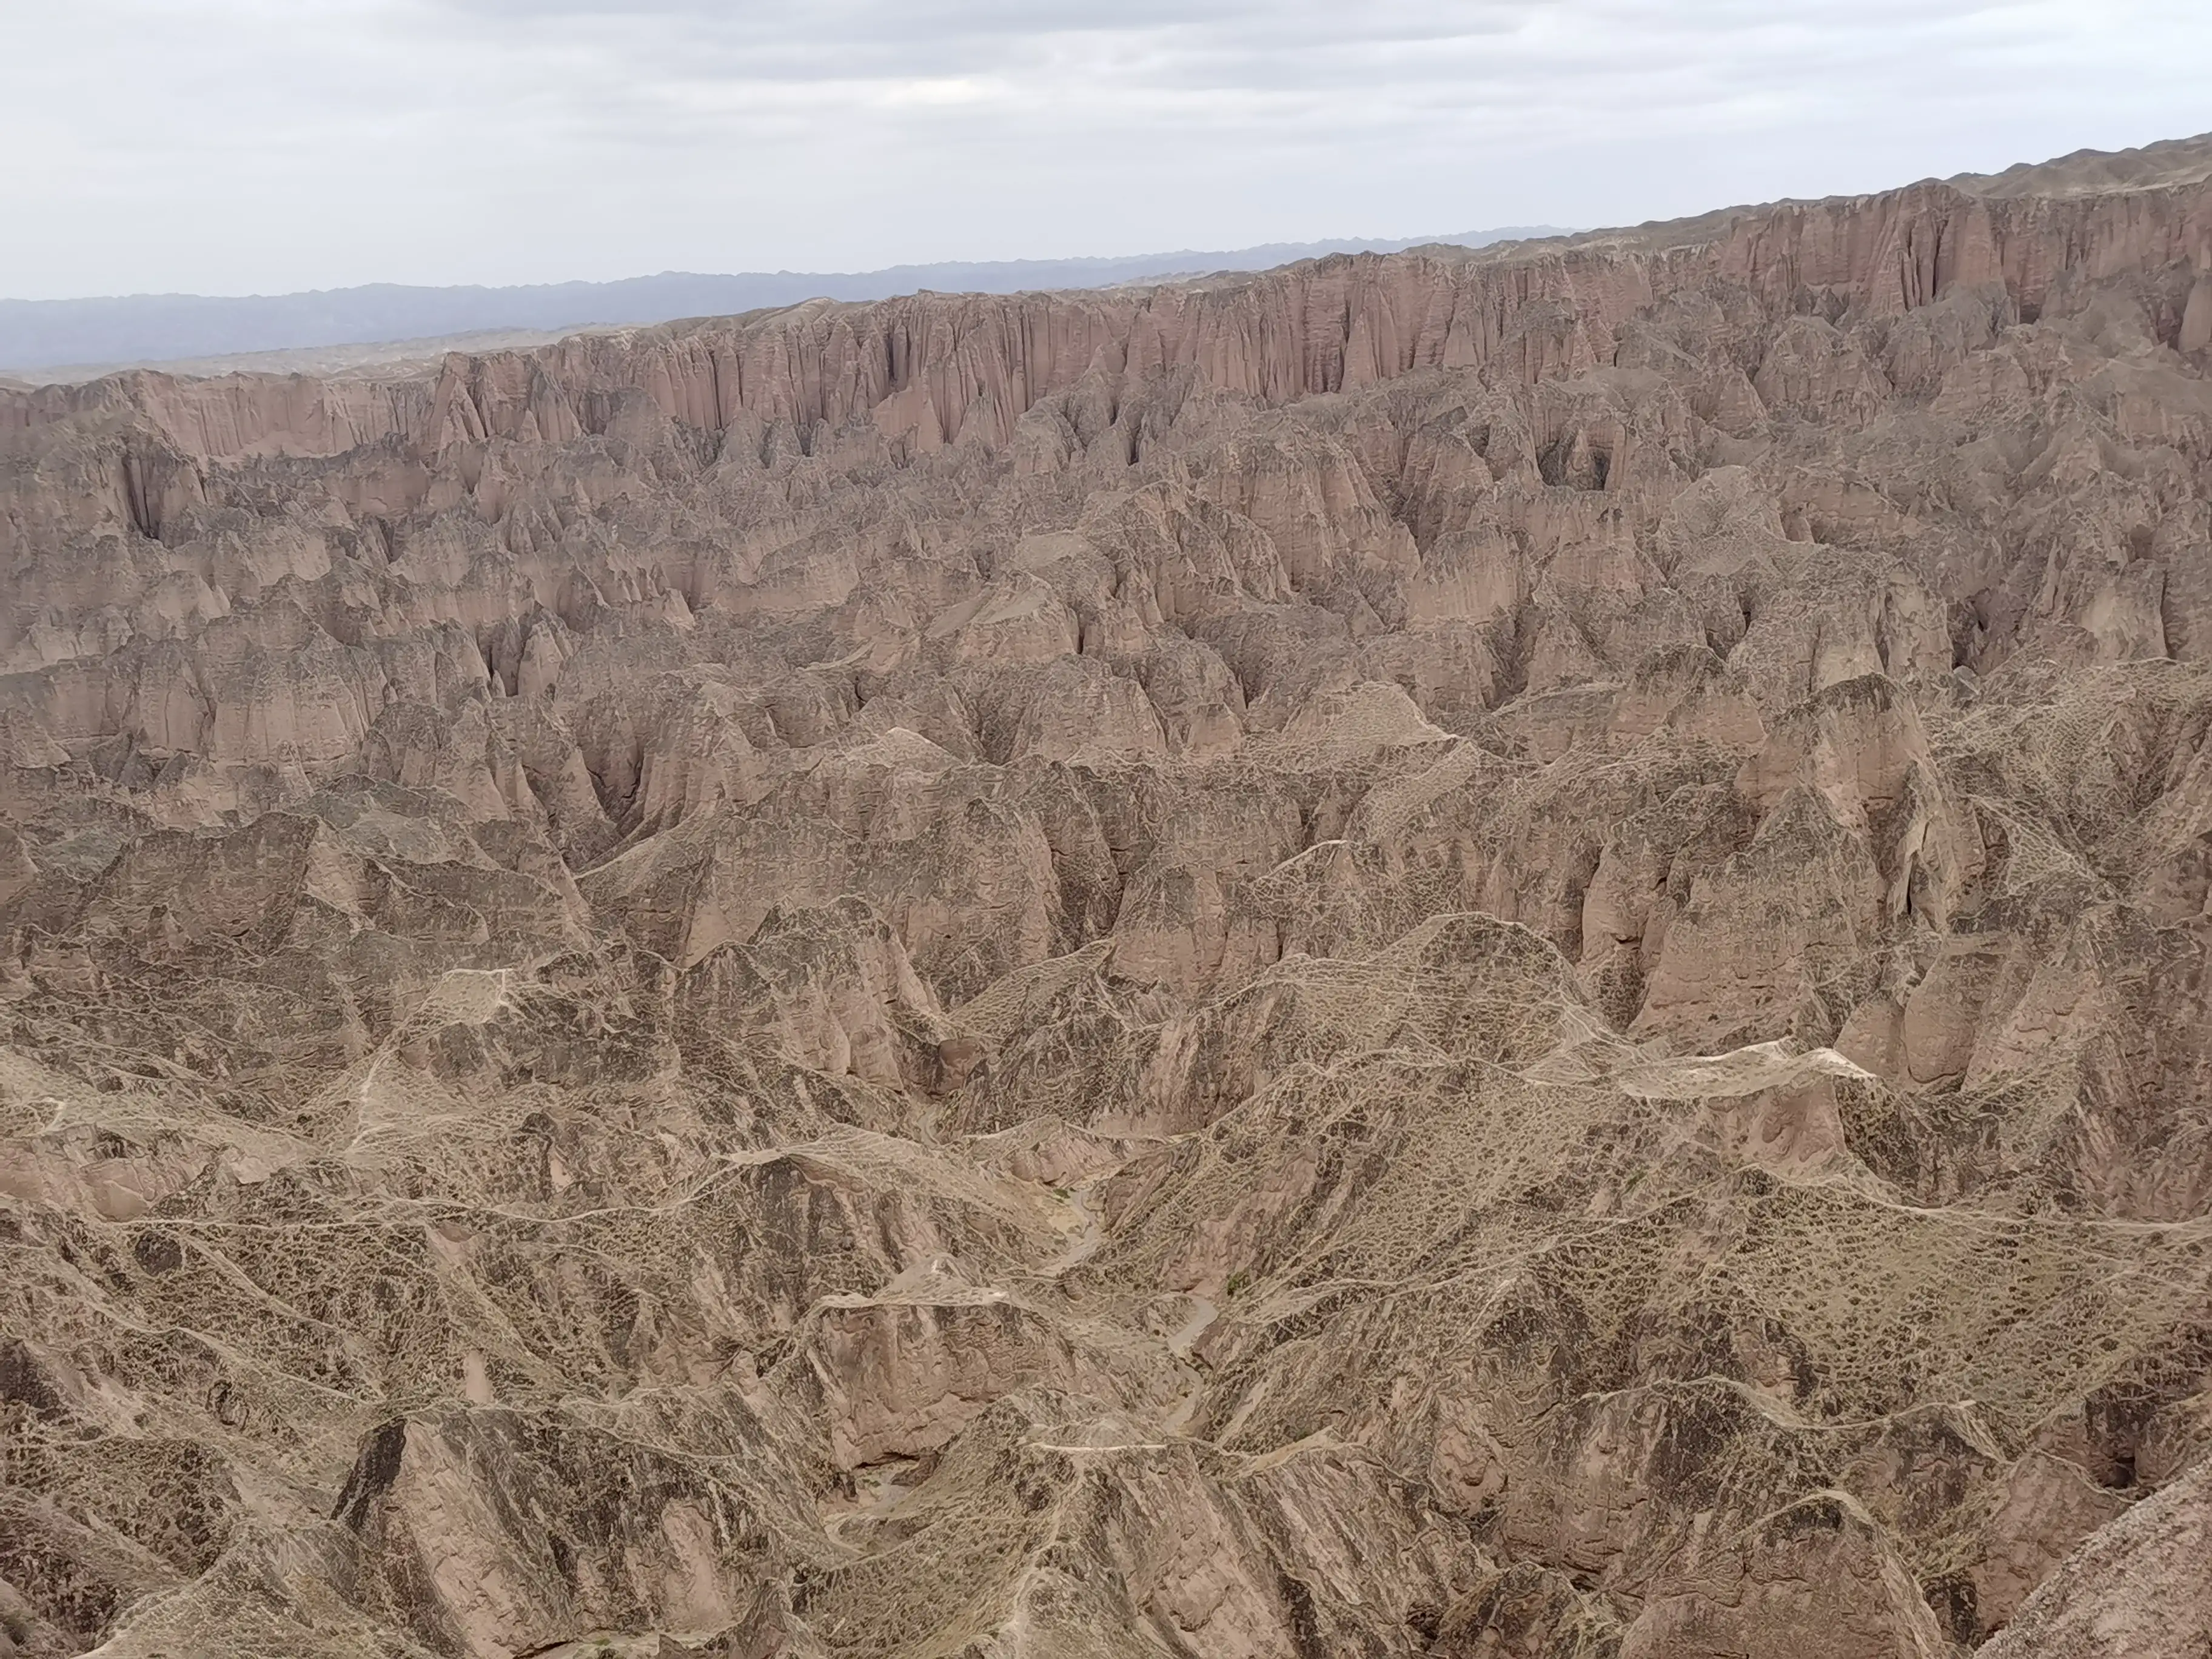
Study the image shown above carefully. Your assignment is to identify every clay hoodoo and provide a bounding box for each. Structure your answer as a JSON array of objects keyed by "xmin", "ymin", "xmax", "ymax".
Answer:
[{"xmin": 6, "ymin": 132, "xmax": 2212, "ymax": 1659}]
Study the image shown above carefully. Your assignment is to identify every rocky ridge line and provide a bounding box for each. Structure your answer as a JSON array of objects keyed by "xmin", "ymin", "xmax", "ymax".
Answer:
[{"xmin": 4, "ymin": 135, "xmax": 2212, "ymax": 1659}]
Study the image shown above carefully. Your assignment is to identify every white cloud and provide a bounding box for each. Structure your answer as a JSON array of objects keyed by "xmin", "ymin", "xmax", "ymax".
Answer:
[{"xmin": 0, "ymin": 0, "xmax": 2205, "ymax": 297}]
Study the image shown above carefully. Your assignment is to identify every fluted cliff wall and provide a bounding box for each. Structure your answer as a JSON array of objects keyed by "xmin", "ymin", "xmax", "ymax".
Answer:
[
  {"xmin": 5, "ymin": 169, "xmax": 2202, "ymax": 473},
  {"xmin": 5, "ymin": 141, "xmax": 2212, "ymax": 1659}
]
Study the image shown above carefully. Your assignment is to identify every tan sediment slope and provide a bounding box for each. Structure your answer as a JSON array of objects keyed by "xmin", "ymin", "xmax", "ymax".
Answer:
[
  {"xmin": 5, "ymin": 327, "xmax": 610, "ymax": 390},
  {"xmin": 5, "ymin": 135, "xmax": 2212, "ymax": 1659}
]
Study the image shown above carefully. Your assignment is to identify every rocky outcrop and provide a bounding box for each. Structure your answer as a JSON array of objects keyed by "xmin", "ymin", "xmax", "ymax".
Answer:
[{"xmin": 5, "ymin": 135, "xmax": 2212, "ymax": 1659}]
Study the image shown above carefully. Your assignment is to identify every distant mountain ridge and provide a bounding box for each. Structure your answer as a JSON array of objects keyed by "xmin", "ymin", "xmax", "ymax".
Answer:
[{"xmin": 0, "ymin": 227, "xmax": 1568, "ymax": 377}]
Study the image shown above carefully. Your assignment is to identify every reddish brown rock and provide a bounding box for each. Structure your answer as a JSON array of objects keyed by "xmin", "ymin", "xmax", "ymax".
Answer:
[{"xmin": 5, "ymin": 132, "xmax": 2212, "ymax": 1659}]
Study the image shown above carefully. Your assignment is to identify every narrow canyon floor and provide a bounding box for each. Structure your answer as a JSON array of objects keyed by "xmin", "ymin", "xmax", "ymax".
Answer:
[{"xmin": 6, "ymin": 134, "xmax": 2212, "ymax": 1659}]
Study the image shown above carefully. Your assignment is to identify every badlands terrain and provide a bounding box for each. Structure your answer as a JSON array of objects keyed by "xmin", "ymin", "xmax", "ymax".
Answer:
[{"xmin": 6, "ymin": 133, "xmax": 2212, "ymax": 1658}]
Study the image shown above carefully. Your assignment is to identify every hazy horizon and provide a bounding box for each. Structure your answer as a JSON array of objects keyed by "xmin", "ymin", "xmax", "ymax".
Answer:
[
  {"xmin": 5, "ymin": 2, "xmax": 2210, "ymax": 303},
  {"xmin": 0, "ymin": 225, "xmax": 1577, "ymax": 374},
  {"xmin": 0, "ymin": 229, "xmax": 1573, "ymax": 309}
]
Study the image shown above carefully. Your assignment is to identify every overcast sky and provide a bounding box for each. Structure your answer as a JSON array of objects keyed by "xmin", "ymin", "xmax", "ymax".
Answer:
[{"xmin": 2, "ymin": 1, "xmax": 2207, "ymax": 300}]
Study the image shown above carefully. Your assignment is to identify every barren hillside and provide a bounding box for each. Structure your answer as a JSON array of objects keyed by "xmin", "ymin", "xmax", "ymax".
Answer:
[{"xmin": 4, "ymin": 135, "xmax": 2212, "ymax": 1659}]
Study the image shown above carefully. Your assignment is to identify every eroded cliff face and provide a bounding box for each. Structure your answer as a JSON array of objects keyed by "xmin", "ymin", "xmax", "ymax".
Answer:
[{"xmin": 5, "ymin": 138, "xmax": 2212, "ymax": 1659}]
